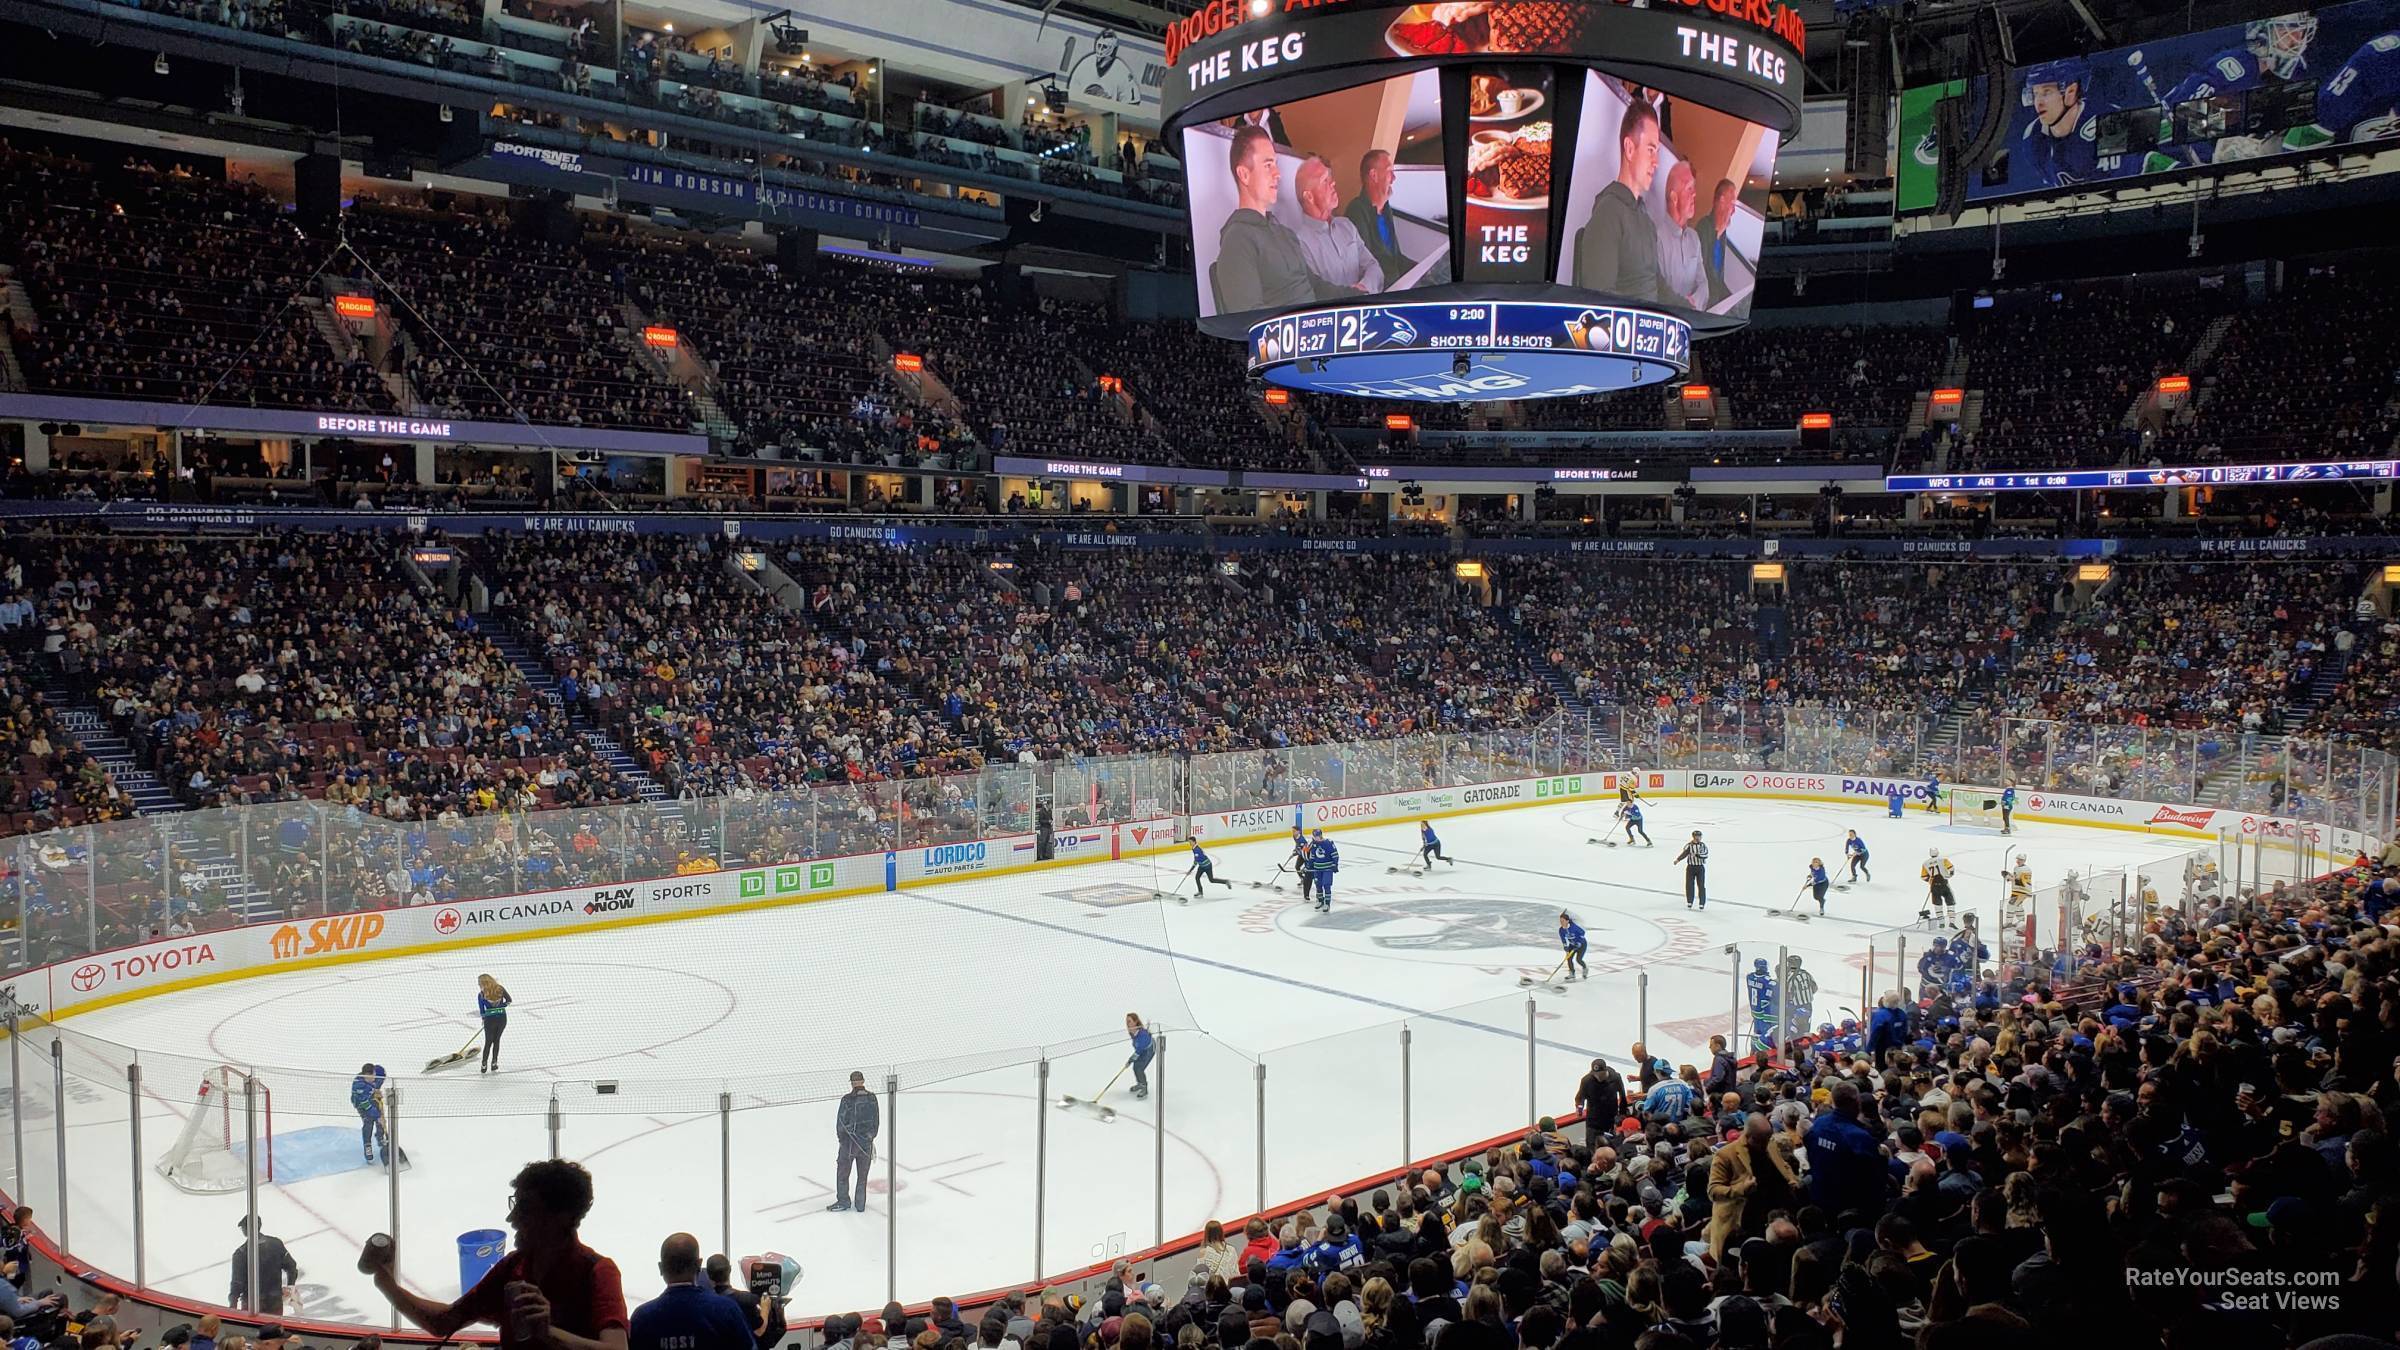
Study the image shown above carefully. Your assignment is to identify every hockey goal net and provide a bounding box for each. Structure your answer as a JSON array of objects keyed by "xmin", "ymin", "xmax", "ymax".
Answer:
[
  {"xmin": 1947, "ymin": 788, "xmax": 2011, "ymax": 832},
  {"xmin": 155, "ymin": 1066, "xmax": 272, "ymax": 1194}
]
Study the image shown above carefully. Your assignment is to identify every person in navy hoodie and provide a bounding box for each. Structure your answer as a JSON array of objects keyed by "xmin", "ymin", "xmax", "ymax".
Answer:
[{"xmin": 628, "ymin": 1234, "xmax": 751, "ymax": 1350}]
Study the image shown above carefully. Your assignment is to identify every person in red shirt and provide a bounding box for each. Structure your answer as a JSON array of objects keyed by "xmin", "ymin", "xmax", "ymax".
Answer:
[{"xmin": 364, "ymin": 1160, "xmax": 628, "ymax": 1350}]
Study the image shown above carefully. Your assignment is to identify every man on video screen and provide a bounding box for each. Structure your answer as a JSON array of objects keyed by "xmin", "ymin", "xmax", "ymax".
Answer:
[
  {"xmin": 1573, "ymin": 99, "xmax": 1670, "ymax": 306},
  {"xmin": 1215, "ymin": 123, "xmax": 1332, "ymax": 312}
]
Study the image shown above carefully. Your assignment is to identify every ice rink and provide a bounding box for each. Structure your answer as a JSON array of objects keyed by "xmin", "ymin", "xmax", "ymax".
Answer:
[{"xmin": 9, "ymin": 796, "xmax": 2214, "ymax": 1322}]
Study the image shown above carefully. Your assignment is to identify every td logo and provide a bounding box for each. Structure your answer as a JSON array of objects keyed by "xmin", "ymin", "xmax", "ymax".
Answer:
[
  {"xmin": 738, "ymin": 862, "xmax": 836, "ymax": 899},
  {"xmin": 1533, "ymin": 776, "xmax": 1584, "ymax": 798}
]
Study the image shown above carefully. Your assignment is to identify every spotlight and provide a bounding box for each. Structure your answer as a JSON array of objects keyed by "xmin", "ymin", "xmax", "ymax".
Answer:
[
  {"xmin": 438, "ymin": 104, "xmax": 453, "ymax": 123},
  {"xmin": 1249, "ymin": 0, "xmax": 1270, "ymax": 13},
  {"xmin": 154, "ymin": 51, "xmax": 169, "ymax": 75},
  {"xmin": 1451, "ymin": 353, "xmax": 1471, "ymax": 378}
]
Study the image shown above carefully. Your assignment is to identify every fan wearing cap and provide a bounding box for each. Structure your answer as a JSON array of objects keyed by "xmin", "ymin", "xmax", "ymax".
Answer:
[{"xmin": 362, "ymin": 1159, "xmax": 628, "ymax": 1350}]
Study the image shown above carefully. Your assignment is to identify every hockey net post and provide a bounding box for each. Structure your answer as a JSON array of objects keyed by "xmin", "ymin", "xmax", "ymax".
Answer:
[{"xmin": 155, "ymin": 1065, "xmax": 273, "ymax": 1194}]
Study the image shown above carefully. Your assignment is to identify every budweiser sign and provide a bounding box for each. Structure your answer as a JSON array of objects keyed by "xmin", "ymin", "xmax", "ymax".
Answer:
[{"xmin": 2150, "ymin": 806, "xmax": 2216, "ymax": 829}]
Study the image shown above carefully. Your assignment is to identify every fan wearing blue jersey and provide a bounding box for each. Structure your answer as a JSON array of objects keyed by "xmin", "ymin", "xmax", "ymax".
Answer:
[
  {"xmin": 1307, "ymin": 829, "xmax": 1340, "ymax": 913},
  {"xmin": 1189, "ymin": 840, "xmax": 1233, "ymax": 895},
  {"xmin": 2318, "ymin": 33, "xmax": 2400, "ymax": 145},
  {"xmin": 1418, "ymin": 819, "xmax": 1453, "ymax": 867},
  {"xmin": 1557, "ymin": 910, "xmax": 1590, "ymax": 981},
  {"xmin": 1843, "ymin": 829, "xmax": 1871, "ymax": 883}
]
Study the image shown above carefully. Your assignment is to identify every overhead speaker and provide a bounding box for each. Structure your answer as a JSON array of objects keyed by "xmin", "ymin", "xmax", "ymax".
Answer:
[{"xmin": 1842, "ymin": 15, "xmax": 1893, "ymax": 177}]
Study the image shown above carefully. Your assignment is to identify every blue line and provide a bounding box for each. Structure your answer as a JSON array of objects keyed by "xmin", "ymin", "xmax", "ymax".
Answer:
[{"xmin": 900, "ymin": 880, "xmax": 1634, "ymax": 1068}]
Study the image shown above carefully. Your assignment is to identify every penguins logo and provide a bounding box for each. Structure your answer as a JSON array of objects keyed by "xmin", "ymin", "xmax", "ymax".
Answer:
[
  {"xmin": 1308, "ymin": 896, "xmax": 1568, "ymax": 952},
  {"xmin": 1561, "ymin": 310, "xmax": 1616, "ymax": 352}
]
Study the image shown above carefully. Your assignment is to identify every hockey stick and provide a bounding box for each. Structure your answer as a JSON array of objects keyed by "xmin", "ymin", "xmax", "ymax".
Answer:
[
  {"xmin": 1518, "ymin": 956, "xmax": 1568, "ymax": 991},
  {"xmin": 423, "ymin": 1028, "xmax": 484, "ymax": 1074},
  {"xmin": 1056, "ymin": 1060, "xmax": 1133, "ymax": 1122}
]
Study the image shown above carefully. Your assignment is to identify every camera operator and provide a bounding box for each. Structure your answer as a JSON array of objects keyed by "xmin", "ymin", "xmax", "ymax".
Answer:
[{"xmin": 703, "ymin": 1255, "xmax": 784, "ymax": 1350}]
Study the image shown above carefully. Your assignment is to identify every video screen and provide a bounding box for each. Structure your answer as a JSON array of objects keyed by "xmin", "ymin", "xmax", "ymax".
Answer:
[
  {"xmin": 1553, "ymin": 71, "xmax": 1777, "ymax": 319},
  {"xmin": 1182, "ymin": 69, "xmax": 1450, "ymax": 320},
  {"xmin": 1460, "ymin": 64, "xmax": 1556, "ymax": 284}
]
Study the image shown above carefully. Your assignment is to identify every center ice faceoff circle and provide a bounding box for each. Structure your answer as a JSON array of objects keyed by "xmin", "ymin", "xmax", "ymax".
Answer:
[{"xmin": 1268, "ymin": 887, "xmax": 1671, "ymax": 968}]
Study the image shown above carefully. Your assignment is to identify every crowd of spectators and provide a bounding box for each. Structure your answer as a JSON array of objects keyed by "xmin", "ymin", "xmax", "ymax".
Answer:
[
  {"xmin": 2185, "ymin": 257, "xmax": 2400, "ymax": 464},
  {"xmin": 1, "ymin": 147, "xmax": 395, "ymax": 412},
  {"xmin": 341, "ymin": 196, "xmax": 699, "ymax": 432},
  {"xmin": 4, "ymin": 533, "xmax": 633, "ymax": 823},
  {"xmin": 1954, "ymin": 288, "xmax": 2226, "ymax": 474},
  {"xmin": 1696, "ymin": 326, "xmax": 1944, "ymax": 433},
  {"xmin": 476, "ymin": 533, "xmax": 983, "ymax": 798},
  {"xmin": 1991, "ymin": 563, "xmax": 2356, "ymax": 738}
]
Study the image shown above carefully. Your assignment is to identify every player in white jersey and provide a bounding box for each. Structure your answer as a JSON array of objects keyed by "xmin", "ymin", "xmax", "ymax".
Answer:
[{"xmin": 1920, "ymin": 848, "xmax": 1957, "ymax": 923}]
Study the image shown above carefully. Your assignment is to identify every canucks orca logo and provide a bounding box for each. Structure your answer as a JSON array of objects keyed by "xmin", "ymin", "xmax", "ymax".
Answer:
[
  {"xmin": 1363, "ymin": 310, "xmax": 1418, "ymax": 350},
  {"xmin": 1309, "ymin": 896, "xmax": 1566, "ymax": 951},
  {"xmin": 1913, "ymin": 127, "xmax": 1940, "ymax": 167}
]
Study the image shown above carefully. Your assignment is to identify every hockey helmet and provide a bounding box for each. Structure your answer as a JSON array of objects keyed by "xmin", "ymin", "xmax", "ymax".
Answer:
[
  {"xmin": 2247, "ymin": 13, "xmax": 2318, "ymax": 79},
  {"xmin": 1927, "ymin": 846, "xmax": 1941, "ymax": 859},
  {"xmin": 1929, "ymin": 936, "xmax": 1949, "ymax": 951},
  {"xmin": 1753, "ymin": 957, "xmax": 1771, "ymax": 972}
]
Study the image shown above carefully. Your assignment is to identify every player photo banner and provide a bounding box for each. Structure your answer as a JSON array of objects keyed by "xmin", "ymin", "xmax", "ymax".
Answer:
[
  {"xmin": 1896, "ymin": 0, "xmax": 2400, "ymax": 208},
  {"xmin": 1163, "ymin": 1, "xmax": 1804, "ymax": 135}
]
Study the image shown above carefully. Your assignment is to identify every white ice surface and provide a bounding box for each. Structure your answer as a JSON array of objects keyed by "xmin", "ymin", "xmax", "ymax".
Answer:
[{"xmin": 11, "ymin": 799, "xmax": 2203, "ymax": 1322}]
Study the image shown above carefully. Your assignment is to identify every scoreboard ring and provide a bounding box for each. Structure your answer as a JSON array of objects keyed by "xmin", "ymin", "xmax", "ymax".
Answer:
[{"xmin": 1248, "ymin": 298, "xmax": 1691, "ymax": 402}]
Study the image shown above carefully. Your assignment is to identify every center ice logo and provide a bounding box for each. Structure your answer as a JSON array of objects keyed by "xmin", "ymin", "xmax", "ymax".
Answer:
[{"xmin": 1305, "ymin": 896, "xmax": 1565, "ymax": 953}]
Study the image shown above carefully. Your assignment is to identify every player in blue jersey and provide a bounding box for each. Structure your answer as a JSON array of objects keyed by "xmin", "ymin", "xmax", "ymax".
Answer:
[
  {"xmin": 1557, "ymin": 910, "xmax": 1590, "ymax": 981},
  {"xmin": 350, "ymin": 1063, "xmax": 391, "ymax": 1164},
  {"xmin": 1418, "ymin": 819, "xmax": 1452, "ymax": 868},
  {"xmin": 1620, "ymin": 797, "xmax": 1653, "ymax": 846},
  {"xmin": 2011, "ymin": 59, "xmax": 2122, "ymax": 191},
  {"xmin": 2318, "ymin": 33, "xmax": 2400, "ymax": 145},
  {"xmin": 1188, "ymin": 840, "xmax": 1233, "ymax": 895},
  {"xmin": 1843, "ymin": 828, "xmax": 1871, "ymax": 883},
  {"xmin": 1306, "ymin": 828, "xmax": 1339, "ymax": 912},
  {"xmin": 1803, "ymin": 857, "xmax": 1831, "ymax": 915}
]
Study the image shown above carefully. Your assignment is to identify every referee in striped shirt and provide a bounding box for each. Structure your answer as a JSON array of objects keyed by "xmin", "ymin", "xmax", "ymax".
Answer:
[{"xmin": 1674, "ymin": 831, "xmax": 1709, "ymax": 909}]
